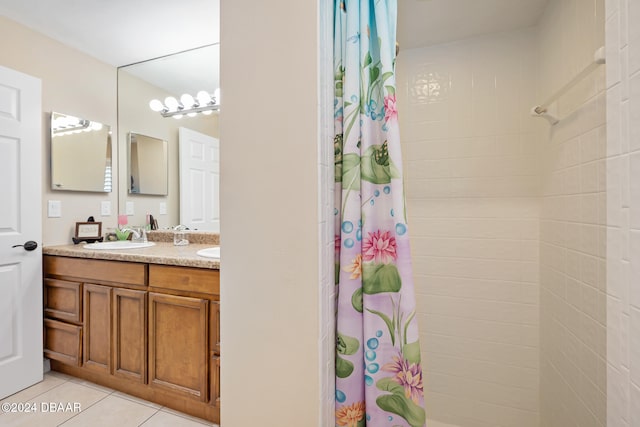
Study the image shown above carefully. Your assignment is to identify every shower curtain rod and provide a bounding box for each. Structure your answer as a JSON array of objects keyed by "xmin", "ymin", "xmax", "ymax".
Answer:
[{"xmin": 531, "ymin": 46, "xmax": 605, "ymax": 125}]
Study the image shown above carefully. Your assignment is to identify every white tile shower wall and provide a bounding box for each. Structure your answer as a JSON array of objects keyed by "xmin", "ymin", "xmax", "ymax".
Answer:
[
  {"xmin": 538, "ymin": 1, "xmax": 607, "ymax": 427},
  {"xmin": 396, "ymin": 29, "xmax": 541, "ymax": 427},
  {"xmin": 606, "ymin": 0, "xmax": 640, "ymax": 425}
]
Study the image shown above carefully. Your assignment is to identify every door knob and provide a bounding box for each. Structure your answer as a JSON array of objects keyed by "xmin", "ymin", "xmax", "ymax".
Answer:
[{"xmin": 12, "ymin": 241, "xmax": 38, "ymax": 251}]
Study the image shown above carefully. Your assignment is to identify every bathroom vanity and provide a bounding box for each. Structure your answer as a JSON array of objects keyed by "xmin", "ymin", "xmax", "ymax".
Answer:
[{"xmin": 42, "ymin": 237, "xmax": 220, "ymax": 423}]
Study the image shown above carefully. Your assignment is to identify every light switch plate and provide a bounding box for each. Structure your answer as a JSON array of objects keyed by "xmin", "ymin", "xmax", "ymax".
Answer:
[
  {"xmin": 47, "ymin": 200, "xmax": 61, "ymax": 218},
  {"xmin": 159, "ymin": 202, "xmax": 167, "ymax": 215},
  {"xmin": 101, "ymin": 201, "xmax": 111, "ymax": 216},
  {"xmin": 125, "ymin": 201, "xmax": 135, "ymax": 216}
]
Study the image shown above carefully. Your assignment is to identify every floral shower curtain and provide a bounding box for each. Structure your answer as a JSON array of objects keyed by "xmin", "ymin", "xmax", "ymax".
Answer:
[{"xmin": 334, "ymin": 1, "xmax": 426, "ymax": 426}]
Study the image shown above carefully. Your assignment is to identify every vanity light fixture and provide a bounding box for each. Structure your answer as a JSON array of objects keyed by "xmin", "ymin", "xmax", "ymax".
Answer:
[
  {"xmin": 52, "ymin": 114, "xmax": 104, "ymax": 137},
  {"xmin": 149, "ymin": 88, "xmax": 220, "ymax": 119}
]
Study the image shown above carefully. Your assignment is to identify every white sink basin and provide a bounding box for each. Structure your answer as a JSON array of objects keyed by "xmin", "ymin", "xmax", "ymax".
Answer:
[
  {"xmin": 196, "ymin": 247, "xmax": 220, "ymax": 258},
  {"xmin": 83, "ymin": 241, "xmax": 156, "ymax": 250}
]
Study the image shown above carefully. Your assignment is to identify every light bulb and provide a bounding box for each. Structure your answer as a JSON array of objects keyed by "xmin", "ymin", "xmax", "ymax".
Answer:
[
  {"xmin": 213, "ymin": 88, "xmax": 221, "ymax": 104},
  {"xmin": 149, "ymin": 99, "xmax": 165, "ymax": 112},
  {"xmin": 180, "ymin": 93, "xmax": 195, "ymax": 108},
  {"xmin": 172, "ymin": 114, "xmax": 183, "ymax": 120},
  {"xmin": 202, "ymin": 110, "xmax": 213, "ymax": 115},
  {"xmin": 164, "ymin": 96, "xmax": 179, "ymax": 111},
  {"xmin": 187, "ymin": 112, "xmax": 197, "ymax": 118},
  {"xmin": 196, "ymin": 90, "xmax": 211, "ymax": 105},
  {"xmin": 90, "ymin": 121, "xmax": 103, "ymax": 131}
]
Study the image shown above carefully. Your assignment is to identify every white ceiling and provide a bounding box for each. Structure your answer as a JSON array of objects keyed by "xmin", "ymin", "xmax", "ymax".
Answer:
[
  {"xmin": 0, "ymin": 0, "xmax": 219, "ymax": 67},
  {"xmin": 397, "ymin": 0, "xmax": 549, "ymax": 49},
  {"xmin": 0, "ymin": 0, "xmax": 548, "ymax": 93}
]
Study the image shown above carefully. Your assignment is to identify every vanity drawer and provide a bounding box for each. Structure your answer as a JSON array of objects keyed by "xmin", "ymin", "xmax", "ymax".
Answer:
[
  {"xmin": 44, "ymin": 256, "xmax": 146, "ymax": 286},
  {"xmin": 44, "ymin": 279, "xmax": 82, "ymax": 324},
  {"xmin": 44, "ymin": 319, "xmax": 82, "ymax": 367},
  {"xmin": 149, "ymin": 265, "xmax": 220, "ymax": 295}
]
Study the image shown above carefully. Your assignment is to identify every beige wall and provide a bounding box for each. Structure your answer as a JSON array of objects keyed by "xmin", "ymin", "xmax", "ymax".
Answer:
[
  {"xmin": 397, "ymin": 29, "xmax": 542, "ymax": 427},
  {"xmin": 605, "ymin": 0, "xmax": 640, "ymax": 424},
  {"xmin": 219, "ymin": 1, "xmax": 324, "ymax": 426},
  {"xmin": 538, "ymin": 1, "xmax": 607, "ymax": 426},
  {"xmin": 0, "ymin": 15, "xmax": 118, "ymax": 246}
]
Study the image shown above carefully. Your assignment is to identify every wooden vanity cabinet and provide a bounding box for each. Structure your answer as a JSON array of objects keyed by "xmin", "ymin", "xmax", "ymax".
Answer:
[
  {"xmin": 43, "ymin": 277, "xmax": 83, "ymax": 366},
  {"xmin": 148, "ymin": 293, "xmax": 208, "ymax": 401},
  {"xmin": 112, "ymin": 288, "xmax": 147, "ymax": 383},
  {"xmin": 43, "ymin": 255, "xmax": 220, "ymax": 423},
  {"xmin": 83, "ymin": 283, "xmax": 112, "ymax": 373}
]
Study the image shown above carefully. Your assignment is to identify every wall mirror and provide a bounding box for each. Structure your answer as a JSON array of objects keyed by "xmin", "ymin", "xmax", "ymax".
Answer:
[
  {"xmin": 128, "ymin": 132, "xmax": 168, "ymax": 195},
  {"xmin": 117, "ymin": 43, "xmax": 220, "ymax": 227},
  {"xmin": 50, "ymin": 112, "xmax": 112, "ymax": 192}
]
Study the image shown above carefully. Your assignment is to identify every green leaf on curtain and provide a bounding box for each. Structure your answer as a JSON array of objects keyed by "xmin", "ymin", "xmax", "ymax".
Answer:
[
  {"xmin": 369, "ymin": 66, "xmax": 380, "ymax": 84},
  {"xmin": 402, "ymin": 341, "xmax": 421, "ymax": 364},
  {"xmin": 334, "ymin": 134, "xmax": 343, "ymax": 183},
  {"xmin": 335, "ymin": 81, "xmax": 343, "ymax": 98},
  {"xmin": 362, "ymin": 263, "xmax": 402, "ymax": 294},
  {"xmin": 385, "ymin": 85, "xmax": 395, "ymax": 96},
  {"xmin": 403, "ymin": 309, "xmax": 416, "ymax": 346},
  {"xmin": 366, "ymin": 308, "xmax": 395, "ymax": 346},
  {"xmin": 335, "ymin": 262, "xmax": 341, "ymax": 285},
  {"xmin": 360, "ymin": 142, "xmax": 401, "ymax": 184},
  {"xmin": 376, "ymin": 377, "xmax": 404, "ymax": 395},
  {"xmin": 381, "ymin": 71, "xmax": 393, "ymax": 82},
  {"xmin": 336, "ymin": 355, "xmax": 355, "ymax": 378},
  {"xmin": 376, "ymin": 394, "xmax": 426, "ymax": 427},
  {"xmin": 351, "ymin": 287, "xmax": 363, "ymax": 313},
  {"xmin": 364, "ymin": 51, "xmax": 373, "ymax": 67},
  {"xmin": 337, "ymin": 332, "xmax": 360, "ymax": 355},
  {"xmin": 342, "ymin": 153, "xmax": 361, "ymax": 191}
]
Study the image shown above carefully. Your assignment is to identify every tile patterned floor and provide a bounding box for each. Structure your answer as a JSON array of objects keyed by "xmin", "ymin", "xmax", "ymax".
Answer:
[{"xmin": 0, "ymin": 371, "xmax": 219, "ymax": 427}]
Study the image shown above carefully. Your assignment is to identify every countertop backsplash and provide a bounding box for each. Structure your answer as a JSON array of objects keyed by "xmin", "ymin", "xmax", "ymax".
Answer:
[{"xmin": 147, "ymin": 230, "xmax": 220, "ymax": 245}]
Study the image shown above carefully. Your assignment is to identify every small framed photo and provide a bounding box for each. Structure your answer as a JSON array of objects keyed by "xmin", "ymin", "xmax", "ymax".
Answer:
[{"xmin": 75, "ymin": 222, "xmax": 102, "ymax": 240}]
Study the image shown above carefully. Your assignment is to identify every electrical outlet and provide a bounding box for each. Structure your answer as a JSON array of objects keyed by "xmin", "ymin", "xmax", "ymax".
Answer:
[
  {"xmin": 159, "ymin": 202, "xmax": 167, "ymax": 215},
  {"xmin": 47, "ymin": 200, "xmax": 61, "ymax": 218},
  {"xmin": 126, "ymin": 201, "xmax": 135, "ymax": 216},
  {"xmin": 101, "ymin": 201, "xmax": 111, "ymax": 216}
]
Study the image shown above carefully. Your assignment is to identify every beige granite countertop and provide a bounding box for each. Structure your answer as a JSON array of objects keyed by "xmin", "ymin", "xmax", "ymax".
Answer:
[{"xmin": 43, "ymin": 242, "xmax": 220, "ymax": 270}]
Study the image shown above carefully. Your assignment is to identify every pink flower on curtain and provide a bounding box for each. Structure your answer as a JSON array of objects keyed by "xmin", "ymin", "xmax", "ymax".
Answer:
[
  {"xmin": 382, "ymin": 354, "xmax": 424, "ymax": 404},
  {"xmin": 362, "ymin": 230, "xmax": 397, "ymax": 263},
  {"xmin": 335, "ymin": 234, "xmax": 341, "ymax": 251},
  {"xmin": 384, "ymin": 94, "xmax": 397, "ymax": 123}
]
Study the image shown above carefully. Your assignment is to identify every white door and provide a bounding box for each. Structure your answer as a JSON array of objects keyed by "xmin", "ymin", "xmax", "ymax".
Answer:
[
  {"xmin": 179, "ymin": 127, "xmax": 220, "ymax": 232},
  {"xmin": 0, "ymin": 65, "xmax": 42, "ymax": 399}
]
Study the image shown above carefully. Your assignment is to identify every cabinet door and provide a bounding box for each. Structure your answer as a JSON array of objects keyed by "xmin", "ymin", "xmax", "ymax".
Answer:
[
  {"xmin": 210, "ymin": 301, "xmax": 220, "ymax": 355},
  {"xmin": 113, "ymin": 288, "xmax": 147, "ymax": 383},
  {"xmin": 148, "ymin": 293, "xmax": 208, "ymax": 401},
  {"xmin": 83, "ymin": 283, "xmax": 111, "ymax": 372},
  {"xmin": 210, "ymin": 353, "xmax": 220, "ymax": 407}
]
